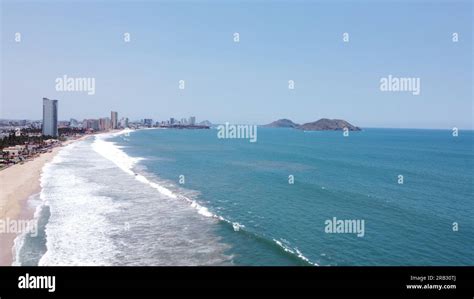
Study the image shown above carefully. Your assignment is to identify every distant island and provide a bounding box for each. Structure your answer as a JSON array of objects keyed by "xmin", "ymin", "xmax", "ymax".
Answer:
[
  {"xmin": 263, "ymin": 118, "xmax": 361, "ymax": 131},
  {"xmin": 263, "ymin": 119, "xmax": 299, "ymax": 128}
]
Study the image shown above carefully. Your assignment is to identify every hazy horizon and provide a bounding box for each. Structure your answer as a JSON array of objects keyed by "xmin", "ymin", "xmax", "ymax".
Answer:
[
  {"xmin": 2, "ymin": 114, "xmax": 474, "ymax": 131},
  {"xmin": 1, "ymin": 0, "xmax": 472, "ymax": 129}
]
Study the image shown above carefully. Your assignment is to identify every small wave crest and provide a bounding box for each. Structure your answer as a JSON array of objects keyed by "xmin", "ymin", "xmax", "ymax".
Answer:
[
  {"xmin": 92, "ymin": 130, "xmax": 143, "ymax": 175},
  {"xmin": 273, "ymin": 239, "xmax": 317, "ymax": 266}
]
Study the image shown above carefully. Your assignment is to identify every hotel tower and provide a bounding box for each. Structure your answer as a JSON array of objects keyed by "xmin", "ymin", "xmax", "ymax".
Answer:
[{"xmin": 42, "ymin": 97, "xmax": 58, "ymax": 137}]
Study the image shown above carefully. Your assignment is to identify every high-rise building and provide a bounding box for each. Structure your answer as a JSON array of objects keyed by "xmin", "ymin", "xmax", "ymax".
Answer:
[
  {"xmin": 99, "ymin": 118, "xmax": 111, "ymax": 131},
  {"xmin": 189, "ymin": 116, "xmax": 196, "ymax": 125},
  {"xmin": 42, "ymin": 98, "xmax": 58, "ymax": 137},
  {"xmin": 144, "ymin": 119, "xmax": 153, "ymax": 127},
  {"xmin": 118, "ymin": 117, "xmax": 129, "ymax": 129},
  {"xmin": 111, "ymin": 111, "xmax": 118, "ymax": 129},
  {"xmin": 83, "ymin": 119, "xmax": 100, "ymax": 131}
]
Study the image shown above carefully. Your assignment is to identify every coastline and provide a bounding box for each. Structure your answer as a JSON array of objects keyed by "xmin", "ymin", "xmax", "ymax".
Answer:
[{"xmin": 0, "ymin": 136, "xmax": 88, "ymax": 266}]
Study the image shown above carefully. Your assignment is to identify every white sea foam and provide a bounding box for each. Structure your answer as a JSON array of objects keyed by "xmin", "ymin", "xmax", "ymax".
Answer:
[
  {"xmin": 11, "ymin": 195, "xmax": 42, "ymax": 266},
  {"xmin": 92, "ymin": 132, "xmax": 253, "ymax": 235},
  {"xmin": 91, "ymin": 132, "xmax": 218, "ymax": 220},
  {"xmin": 38, "ymin": 143, "xmax": 122, "ymax": 266},
  {"xmin": 20, "ymin": 133, "xmax": 233, "ymax": 266},
  {"xmin": 12, "ymin": 141, "xmax": 83, "ymax": 266},
  {"xmin": 273, "ymin": 239, "xmax": 317, "ymax": 266},
  {"xmin": 232, "ymin": 222, "xmax": 245, "ymax": 232},
  {"xmin": 92, "ymin": 132, "xmax": 142, "ymax": 176}
]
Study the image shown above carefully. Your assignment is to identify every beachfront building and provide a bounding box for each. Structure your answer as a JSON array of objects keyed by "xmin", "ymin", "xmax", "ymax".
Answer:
[
  {"xmin": 2, "ymin": 145, "xmax": 23, "ymax": 158},
  {"xmin": 42, "ymin": 98, "xmax": 58, "ymax": 137},
  {"xmin": 58, "ymin": 120, "xmax": 70, "ymax": 128},
  {"xmin": 99, "ymin": 118, "xmax": 111, "ymax": 131},
  {"xmin": 189, "ymin": 116, "xmax": 196, "ymax": 125},
  {"xmin": 111, "ymin": 111, "xmax": 118, "ymax": 129},
  {"xmin": 144, "ymin": 119, "xmax": 153, "ymax": 127},
  {"xmin": 83, "ymin": 119, "xmax": 100, "ymax": 131},
  {"xmin": 118, "ymin": 117, "xmax": 129, "ymax": 128}
]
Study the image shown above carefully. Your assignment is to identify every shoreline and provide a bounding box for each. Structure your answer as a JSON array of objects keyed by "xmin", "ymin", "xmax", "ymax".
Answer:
[{"xmin": 0, "ymin": 135, "xmax": 89, "ymax": 266}]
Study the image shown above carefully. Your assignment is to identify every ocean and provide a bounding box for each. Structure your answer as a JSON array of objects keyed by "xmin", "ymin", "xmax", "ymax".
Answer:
[{"xmin": 13, "ymin": 128, "xmax": 474, "ymax": 266}]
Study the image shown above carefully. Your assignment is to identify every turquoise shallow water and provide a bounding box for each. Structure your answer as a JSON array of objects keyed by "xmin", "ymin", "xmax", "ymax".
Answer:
[{"xmin": 111, "ymin": 127, "xmax": 473, "ymax": 266}]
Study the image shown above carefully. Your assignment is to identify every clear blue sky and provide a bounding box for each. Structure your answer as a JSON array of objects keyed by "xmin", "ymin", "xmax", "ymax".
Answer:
[{"xmin": 1, "ymin": 0, "xmax": 472, "ymax": 129}]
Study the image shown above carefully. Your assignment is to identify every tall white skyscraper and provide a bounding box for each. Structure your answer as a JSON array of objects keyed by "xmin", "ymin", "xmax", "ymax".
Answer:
[
  {"xmin": 111, "ymin": 111, "xmax": 118, "ymax": 129},
  {"xmin": 42, "ymin": 98, "xmax": 58, "ymax": 137}
]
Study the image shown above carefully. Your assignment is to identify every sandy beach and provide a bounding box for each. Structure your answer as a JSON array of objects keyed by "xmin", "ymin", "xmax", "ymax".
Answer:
[{"xmin": 0, "ymin": 137, "xmax": 87, "ymax": 266}]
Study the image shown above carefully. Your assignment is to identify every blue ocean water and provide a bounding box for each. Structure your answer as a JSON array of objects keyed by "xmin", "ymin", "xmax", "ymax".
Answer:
[
  {"xmin": 111, "ymin": 127, "xmax": 474, "ymax": 266},
  {"xmin": 14, "ymin": 127, "xmax": 474, "ymax": 266}
]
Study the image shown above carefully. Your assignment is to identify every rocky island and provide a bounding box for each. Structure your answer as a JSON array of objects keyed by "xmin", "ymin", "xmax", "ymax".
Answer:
[
  {"xmin": 298, "ymin": 118, "xmax": 361, "ymax": 131},
  {"xmin": 263, "ymin": 119, "xmax": 299, "ymax": 128},
  {"xmin": 263, "ymin": 118, "xmax": 361, "ymax": 131}
]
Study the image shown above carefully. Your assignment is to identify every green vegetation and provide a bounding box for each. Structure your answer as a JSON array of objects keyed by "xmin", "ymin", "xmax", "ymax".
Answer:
[
  {"xmin": 0, "ymin": 133, "xmax": 46, "ymax": 150},
  {"xmin": 0, "ymin": 128, "xmax": 85, "ymax": 149}
]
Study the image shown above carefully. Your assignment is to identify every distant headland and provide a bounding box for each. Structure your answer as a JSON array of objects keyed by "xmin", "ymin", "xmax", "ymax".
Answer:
[{"xmin": 263, "ymin": 118, "xmax": 361, "ymax": 131}]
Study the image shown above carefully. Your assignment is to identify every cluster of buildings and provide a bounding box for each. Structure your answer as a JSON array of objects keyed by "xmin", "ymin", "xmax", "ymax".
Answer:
[
  {"xmin": 82, "ymin": 111, "xmax": 128, "ymax": 132},
  {"xmin": 0, "ymin": 96, "xmax": 211, "ymax": 169},
  {"xmin": 1, "ymin": 139, "xmax": 60, "ymax": 165},
  {"xmin": 0, "ymin": 98, "xmax": 124, "ymax": 169},
  {"xmin": 1, "ymin": 98, "xmax": 63, "ymax": 168},
  {"xmin": 40, "ymin": 98, "xmax": 128, "ymax": 134},
  {"xmin": 0, "ymin": 119, "xmax": 42, "ymax": 140},
  {"xmin": 2, "ymin": 97, "xmax": 207, "ymax": 137},
  {"xmin": 162, "ymin": 116, "xmax": 196, "ymax": 127},
  {"xmin": 117, "ymin": 116, "xmax": 207, "ymax": 129},
  {"xmin": 140, "ymin": 116, "xmax": 209, "ymax": 129}
]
